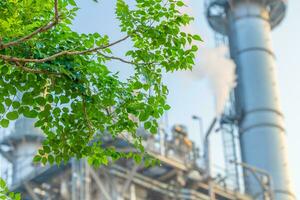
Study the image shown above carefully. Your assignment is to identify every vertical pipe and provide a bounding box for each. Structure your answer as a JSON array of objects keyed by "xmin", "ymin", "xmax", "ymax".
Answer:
[
  {"xmin": 130, "ymin": 184, "xmax": 136, "ymax": 200},
  {"xmin": 85, "ymin": 160, "xmax": 90, "ymax": 200},
  {"xmin": 204, "ymin": 118, "xmax": 217, "ymax": 200},
  {"xmin": 227, "ymin": 2, "xmax": 295, "ymax": 199}
]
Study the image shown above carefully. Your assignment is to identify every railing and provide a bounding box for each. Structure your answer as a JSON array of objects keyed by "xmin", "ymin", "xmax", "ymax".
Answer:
[{"xmin": 144, "ymin": 128, "xmax": 199, "ymax": 167}]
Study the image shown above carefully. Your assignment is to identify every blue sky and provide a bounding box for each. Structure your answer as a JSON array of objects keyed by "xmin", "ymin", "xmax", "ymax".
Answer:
[
  {"xmin": 73, "ymin": 0, "xmax": 300, "ymax": 196},
  {"xmin": 272, "ymin": 0, "xmax": 300, "ymax": 196}
]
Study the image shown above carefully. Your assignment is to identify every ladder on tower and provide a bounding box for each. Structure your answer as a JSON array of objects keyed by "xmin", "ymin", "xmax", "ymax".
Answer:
[
  {"xmin": 220, "ymin": 92, "xmax": 241, "ymax": 192},
  {"xmin": 213, "ymin": 29, "xmax": 242, "ymax": 193}
]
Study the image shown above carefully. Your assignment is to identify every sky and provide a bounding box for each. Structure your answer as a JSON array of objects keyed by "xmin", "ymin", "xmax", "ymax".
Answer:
[
  {"xmin": 272, "ymin": 0, "xmax": 300, "ymax": 196},
  {"xmin": 72, "ymin": 0, "xmax": 300, "ymax": 197}
]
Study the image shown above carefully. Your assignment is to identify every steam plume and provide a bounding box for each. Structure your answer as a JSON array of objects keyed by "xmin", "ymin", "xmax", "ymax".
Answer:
[
  {"xmin": 196, "ymin": 47, "xmax": 236, "ymax": 115},
  {"xmin": 179, "ymin": 1, "xmax": 237, "ymax": 116}
]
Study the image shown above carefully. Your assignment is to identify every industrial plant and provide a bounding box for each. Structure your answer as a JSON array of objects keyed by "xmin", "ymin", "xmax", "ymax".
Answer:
[{"xmin": 0, "ymin": 0, "xmax": 296, "ymax": 199}]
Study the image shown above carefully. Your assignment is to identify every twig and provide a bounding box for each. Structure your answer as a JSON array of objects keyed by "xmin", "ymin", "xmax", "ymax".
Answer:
[{"xmin": 98, "ymin": 52, "xmax": 136, "ymax": 65}]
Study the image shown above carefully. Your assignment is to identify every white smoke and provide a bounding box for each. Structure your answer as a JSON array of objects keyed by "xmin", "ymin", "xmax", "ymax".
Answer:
[
  {"xmin": 187, "ymin": 47, "xmax": 237, "ymax": 115},
  {"xmin": 179, "ymin": 1, "xmax": 237, "ymax": 116}
]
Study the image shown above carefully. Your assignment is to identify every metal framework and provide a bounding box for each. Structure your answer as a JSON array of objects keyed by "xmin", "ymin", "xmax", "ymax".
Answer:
[{"xmin": 0, "ymin": 118, "xmax": 253, "ymax": 200}]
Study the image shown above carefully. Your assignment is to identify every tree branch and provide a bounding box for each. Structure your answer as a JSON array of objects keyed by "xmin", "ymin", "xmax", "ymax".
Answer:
[
  {"xmin": 13, "ymin": 62, "xmax": 63, "ymax": 76},
  {"xmin": 0, "ymin": 35, "xmax": 130, "ymax": 64},
  {"xmin": 0, "ymin": 0, "xmax": 60, "ymax": 50},
  {"xmin": 98, "ymin": 52, "xmax": 136, "ymax": 65},
  {"xmin": 82, "ymin": 96, "xmax": 95, "ymax": 139}
]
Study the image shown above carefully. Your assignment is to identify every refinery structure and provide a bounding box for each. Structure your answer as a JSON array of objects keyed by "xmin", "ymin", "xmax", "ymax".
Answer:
[{"xmin": 0, "ymin": 0, "xmax": 296, "ymax": 200}]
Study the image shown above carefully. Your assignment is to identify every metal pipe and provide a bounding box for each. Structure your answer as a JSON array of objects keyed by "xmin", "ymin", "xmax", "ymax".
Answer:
[
  {"xmin": 230, "ymin": 160, "xmax": 274, "ymax": 199},
  {"xmin": 203, "ymin": 117, "xmax": 217, "ymax": 200},
  {"xmin": 192, "ymin": 115, "xmax": 204, "ymax": 156}
]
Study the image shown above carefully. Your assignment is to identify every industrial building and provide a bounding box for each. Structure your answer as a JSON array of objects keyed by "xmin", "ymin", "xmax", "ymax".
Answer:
[{"xmin": 0, "ymin": 0, "xmax": 295, "ymax": 199}]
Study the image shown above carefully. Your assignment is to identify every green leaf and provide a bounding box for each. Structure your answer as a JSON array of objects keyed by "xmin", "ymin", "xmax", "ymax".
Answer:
[
  {"xmin": 150, "ymin": 126, "xmax": 157, "ymax": 134},
  {"xmin": 48, "ymin": 155, "xmax": 54, "ymax": 164},
  {"xmin": 0, "ymin": 103, "xmax": 5, "ymax": 113},
  {"xmin": 133, "ymin": 81, "xmax": 143, "ymax": 89},
  {"xmin": 15, "ymin": 193, "xmax": 21, "ymax": 200},
  {"xmin": 164, "ymin": 104, "xmax": 171, "ymax": 110},
  {"xmin": 60, "ymin": 95, "xmax": 70, "ymax": 104},
  {"xmin": 139, "ymin": 112, "xmax": 149, "ymax": 122},
  {"xmin": 150, "ymin": 127, "xmax": 157, "ymax": 134},
  {"xmin": 176, "ymin": 1, "xmax": 185, "ymax": 7},
  {"xmin": 34, "ymin": 120, "xmax": 44, "ymax": 127},
  {"xmin": 191, "ymin": 45, "xmax": 198, "ymax": 51},
  {"xmin": 35, "ymin": 97, "xmax": 46, "ymax": 106},
  {"xmin": 22, "ymin": 92, "xmax": 33, "ymax": 105},
  {"xmin": 101, "ymin": 156, "xmax": 108, "ymax": 165},
  {"xmin": 0, "ymin": 119, "xmax": 9, "ymax": 128},
  {"xmin": 192, "ymin": 34, "xmax": 203, "ymax": 41},
  {"xmin": 133, "ymin": 154, "xmax": 142, "ymax": 164},
  {"xmin": 55, "ymin": 156, "xmax": 62, "ymax": 165},
  {"xmin": 6, "ymin": 111, "xmax": 19, "ymax": 120},
  {"xmin": 43, "ymin": 146, "xmax": 51, "ymax": 153},
  {"xmin": 69, "ymin": 0, "xmax": 77, "ymax": 6},
  {"xmin": 0, "ymin": 178, "xmax": 6, "ymax": 188},
  {"xmin": 42, "ymin": 157, "xmax": 47, "ymax": 165},
  {"xmin": 4, "ymin": 98, "xmax": 12, "ymax": 107},
  {"xmin": 12, "ymin": 101, "xmax": 21, "ymax": 109},
  {"xmin": 33, "ymin": 155, "xmax": 42, "ymax": 163},
  {"xmin": 24, "ymin": 110, "xmax": 38, "ymax": 118},
  {"xmin": 144, "ymin": 121, "xmax": 151, "ymax": 129}
]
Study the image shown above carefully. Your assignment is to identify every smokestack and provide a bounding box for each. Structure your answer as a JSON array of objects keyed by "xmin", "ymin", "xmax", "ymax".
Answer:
[{"xmin": 206, "ymin": 0, "xmax": 295, "ymax": 199}]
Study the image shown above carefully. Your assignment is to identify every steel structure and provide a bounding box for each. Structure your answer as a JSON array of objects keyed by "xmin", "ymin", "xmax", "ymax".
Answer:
[
  {"xmin": 220, "ymin": 92, "xmax": 241, "ymax": 193},
  {"xmin": 206, "ymin": 0, "xmax": 295, "ymax": 199},
  {"xmin": 0, "ymin": 118, "xmax": 253, "ymax": 200}
]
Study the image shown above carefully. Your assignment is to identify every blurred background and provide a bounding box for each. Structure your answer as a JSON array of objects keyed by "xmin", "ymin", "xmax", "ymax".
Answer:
[{"xmin": 0, "ymin": 0, "xmax": 299, "ymax": 199}]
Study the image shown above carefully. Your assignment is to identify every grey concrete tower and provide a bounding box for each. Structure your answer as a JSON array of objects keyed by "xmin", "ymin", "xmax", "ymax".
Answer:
[{"xmin": 206, "ymin": 0, "xmax": 295, "ymax": 199}]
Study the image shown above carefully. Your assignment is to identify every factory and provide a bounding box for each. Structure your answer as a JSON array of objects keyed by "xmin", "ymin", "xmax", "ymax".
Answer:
[{"xmin": 0, "ymin": 0, "xmax": 295, "ymax": 199}]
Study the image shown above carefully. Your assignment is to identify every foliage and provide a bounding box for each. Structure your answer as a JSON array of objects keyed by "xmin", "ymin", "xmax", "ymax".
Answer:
[
  {"xmin": 0, "ymin": 0, "xmax": 202, "ymax": 167},
  {"xmin": 0, "ymin": 178, "xmax": 20, "ymax": 200}
]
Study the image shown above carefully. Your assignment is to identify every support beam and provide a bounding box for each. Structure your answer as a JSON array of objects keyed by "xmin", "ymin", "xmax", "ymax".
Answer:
[
  {"xmin": 23, "ymin": 182, "xmax": 40, "ymax": 200},
  {"xmin": 87, "ymin": 165, "xmax": 112, "ymax": 200},
  {"xmin": 121, "ymin": 165, "xmax": 139, "ymax": 196}
]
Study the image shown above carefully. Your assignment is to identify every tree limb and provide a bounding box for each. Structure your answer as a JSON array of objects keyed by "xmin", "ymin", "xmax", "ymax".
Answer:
[
  {"xmin": 13, "ymin": 62, "xmax": 63, "ymax": 76},
  {"xmin": 97, "ymin": 52, "xmax": 136, "ymax": 65},
  {"xmin": 0, "ymin": 35, "xmax": 130, "ymax": 63}
]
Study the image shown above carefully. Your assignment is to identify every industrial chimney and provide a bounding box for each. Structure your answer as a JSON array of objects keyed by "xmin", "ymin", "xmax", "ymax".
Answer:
[{"xmin": 206, "ymin": 0, "xmax": 295, "ymax": 199}]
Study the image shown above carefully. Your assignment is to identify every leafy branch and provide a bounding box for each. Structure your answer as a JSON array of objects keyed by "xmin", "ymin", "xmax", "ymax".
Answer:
[{"xmin": 0, "ymin": 0, "xmax": 202, "ymax": 168}]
